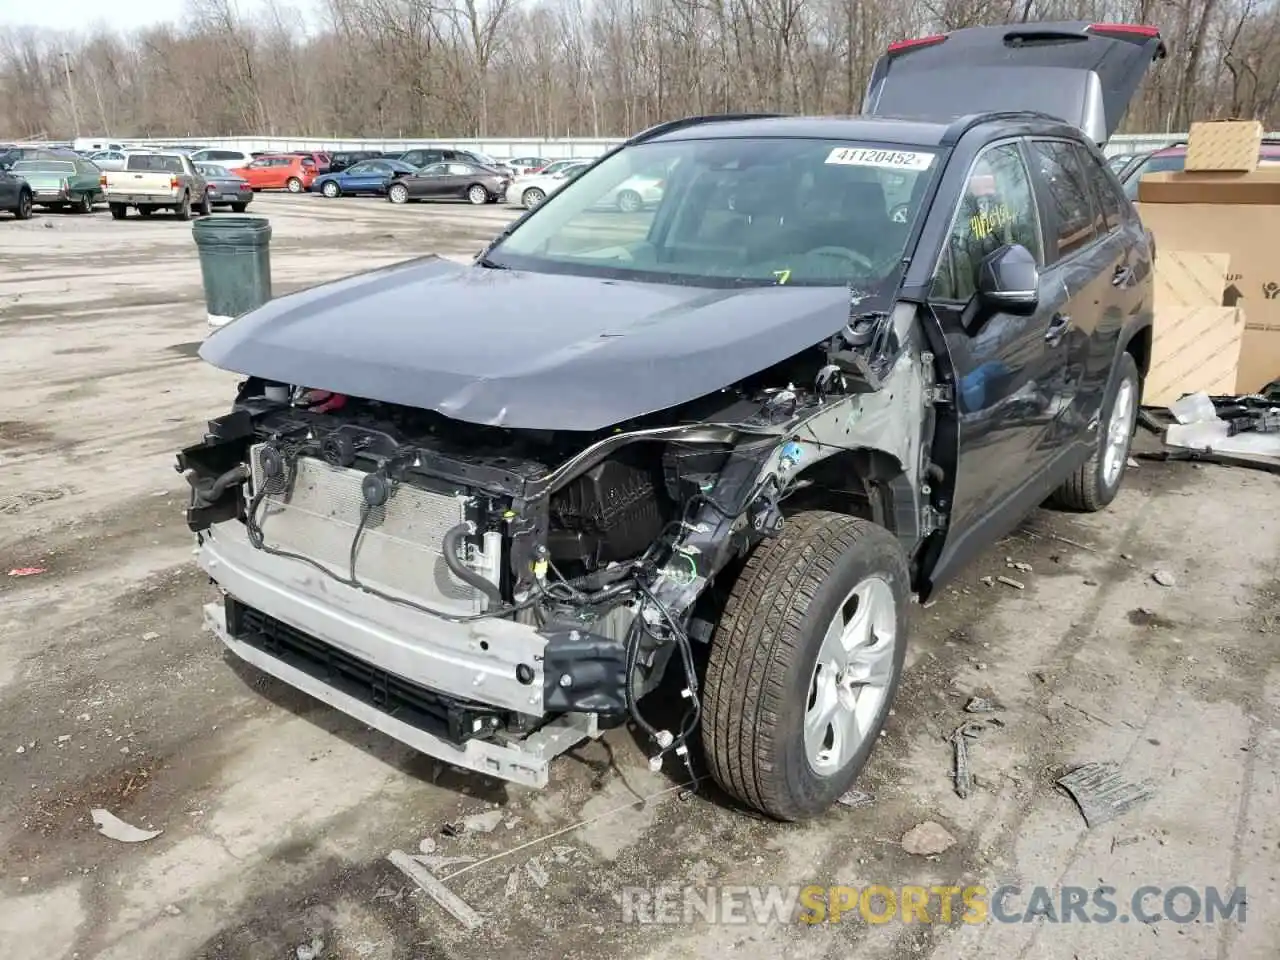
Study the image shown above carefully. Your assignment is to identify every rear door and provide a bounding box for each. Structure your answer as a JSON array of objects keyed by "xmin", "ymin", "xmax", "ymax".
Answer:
[{"xmin": 863, "ymin": 22, "xmax": 1166, "ymax": 144}]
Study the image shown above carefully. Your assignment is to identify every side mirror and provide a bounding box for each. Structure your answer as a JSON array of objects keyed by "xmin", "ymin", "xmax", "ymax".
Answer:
[{"xmin": 976, "ymin": 243, "xmax": 1039, "ymax": 315}]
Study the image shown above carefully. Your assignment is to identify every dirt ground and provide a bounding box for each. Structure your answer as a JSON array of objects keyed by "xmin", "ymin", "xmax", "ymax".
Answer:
[{"xmin": 1, "ymin": 194, "xmax": 1277, "ymax": 960}]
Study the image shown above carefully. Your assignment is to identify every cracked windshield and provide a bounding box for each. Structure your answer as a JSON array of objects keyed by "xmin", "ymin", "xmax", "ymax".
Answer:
[{"xmin": 491, "ymin": 138, "xmax": 937, "ymax": 287}]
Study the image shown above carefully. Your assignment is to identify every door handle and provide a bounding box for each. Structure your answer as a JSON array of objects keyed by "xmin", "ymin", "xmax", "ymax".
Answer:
[
  {"xmin": 1112, "ymin": 264, "xmax": 1133, "ymax": 286},
  {"xmin": 1045, "ymin": 313, "xmax": 1071, "ymax": 345}
]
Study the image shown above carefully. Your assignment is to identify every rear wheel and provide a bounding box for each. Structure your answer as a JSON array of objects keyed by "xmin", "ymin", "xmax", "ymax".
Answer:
[
  {"xmin": 467, "ymin": 184, "xmax": 488, "ymax": 205},
  {"xmin": 196, "ymin": 192, "xmax": 213, "ymax": 216},
  {"xmin": 137, "ymin": 206, "xmax": 154, "ymax": 218},
  {"xmin": 230, "ymin": 202, "xmax": 248, "ymax": 213},
  {"xmin": 15, "ymin": 189, "xmax": 33, "ymax": 220},
  {"xmin": 522, "ymin": 187, "xmax": 545, "ymax": 209},
  {"xmin": 286, "ymin": 177, "xmax": 303, "ymax": 193},
  {"xmin": 388, "ymin": 182, "xmax": 410, "ymax": 205},
  {"xmin": 321, "ymin": 180, "xmax": 341, "ymax": 198},
  {"xmin": 174, "ymin": 193, "xmax": 191, "ymax": 221},
  {"xmin": 109, "ymin": 202, "xmax": 127, "ymax": 220},
  {"xmin": 74, "ymin": 192, "xmax": 93, "ymax": 214},
  {"xmin": 616, "ymin": 189, "xmax": 642, "ymax": 213},
  {"xmin": 702, "ymin": 511, "xmax": 910, "ymax": 821}
]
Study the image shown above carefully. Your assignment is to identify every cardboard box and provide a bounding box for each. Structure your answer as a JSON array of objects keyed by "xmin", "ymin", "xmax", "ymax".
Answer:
[
  {"xmin": 1143, "ymin": 305, "xmax": 1245, "ymax": 406},
  {"xmin": 1184, "ymin": 119, "xmax": 1263, "ymax": 172},
  {"xmin": 1153, "ymin": 251, "xmax": 1231, "ymax": 308},
  {"xmin": 1137, "ymin": 169, "xmax": 1280, "ymax": 393}
]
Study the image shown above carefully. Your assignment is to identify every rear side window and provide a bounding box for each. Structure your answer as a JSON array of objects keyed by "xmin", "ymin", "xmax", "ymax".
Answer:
[
  {"xmin": 932, "ymin": 142, "xmax": 1043, "ymax": 302},
  {"xmin": 1028, "ymin": 140, "xmax": 1097, "ymax": 261},
  {"xmin": 301, "ymin": 157, "xmax": 315, "ymax": 166},
  {"xmin": 1080, "ymin": 147, "xmax": 1128, "ymax": 233}
]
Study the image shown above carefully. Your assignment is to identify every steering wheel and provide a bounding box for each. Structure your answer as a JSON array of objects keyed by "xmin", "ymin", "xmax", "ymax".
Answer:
[
  {"xmin": 804, "ymin": 245, "xmax": 876, "ymax": 273},
  {"xmin": 889, "ymin": 203, "xmax": 911, "ymax": 224}
]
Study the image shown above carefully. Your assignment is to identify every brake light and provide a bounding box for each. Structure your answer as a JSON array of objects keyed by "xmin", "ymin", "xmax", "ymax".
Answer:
[
  {"xmin": 99, "ymin": 174, "xmax": 107, "ymax": 188},
  {"xmin": 654, "ymin": 180, "xmax": 665, "ymax": 189},
  {"xmin": 1086, "ymin": 23, "xmax": 1160, "ymax": 38},
  {"xmin": 170, "ymin": 176, "xmax": 181, "ymax": 189},
  {"xmin": 887, "ymin": 34, "xmax": 947, "ymax": 54}
]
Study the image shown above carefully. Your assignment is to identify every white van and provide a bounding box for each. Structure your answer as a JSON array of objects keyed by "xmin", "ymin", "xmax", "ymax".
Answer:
[{"xmin": 73, "ymin": 137, "xmax": 126, "ymax": 154}]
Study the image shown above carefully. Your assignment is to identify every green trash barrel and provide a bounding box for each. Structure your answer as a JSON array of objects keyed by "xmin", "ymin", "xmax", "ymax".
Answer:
[{"xmin": 192, "ymin": 216, "xmax": 273, "ymax": 330}]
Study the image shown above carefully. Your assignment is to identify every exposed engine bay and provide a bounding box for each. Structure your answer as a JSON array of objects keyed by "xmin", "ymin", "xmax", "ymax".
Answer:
[{"xmin": 179, "ymin": 306, "xmax": 944, "ymax": 787}]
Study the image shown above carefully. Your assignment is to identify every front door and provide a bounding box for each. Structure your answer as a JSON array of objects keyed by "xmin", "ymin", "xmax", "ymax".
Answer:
[{"xmin": 927, "ymin": 139, "xmax": 1059, "ymax": 549}]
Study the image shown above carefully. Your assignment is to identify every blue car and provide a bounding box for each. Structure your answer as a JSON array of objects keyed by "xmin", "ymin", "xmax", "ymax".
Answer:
[{"xmin": 312, "ymin": 158, "xmax": 418, "ymax": 198}]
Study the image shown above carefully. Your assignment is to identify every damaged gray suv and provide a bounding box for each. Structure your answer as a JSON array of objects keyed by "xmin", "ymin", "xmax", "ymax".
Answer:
[{"xmin": 179, "ymin": 22, "xmax": 1163, "ymax": 820}]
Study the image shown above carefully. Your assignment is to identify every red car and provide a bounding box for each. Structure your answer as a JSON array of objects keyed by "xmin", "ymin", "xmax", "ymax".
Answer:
[{"xmin": 240, "ymin": 154, "xmax": 317, "ymax": 193}]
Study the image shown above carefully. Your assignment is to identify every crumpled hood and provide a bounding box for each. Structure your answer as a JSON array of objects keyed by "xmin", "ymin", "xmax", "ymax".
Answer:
[{"xmin": 199, "ymin": 256, "xmax": 858, "ymax": 431}]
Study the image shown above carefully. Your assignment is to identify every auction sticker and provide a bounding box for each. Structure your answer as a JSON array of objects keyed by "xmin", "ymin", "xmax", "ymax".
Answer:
[{"xmin": 825, "ymin": 147, "xmax": 934, "ymax": 171}]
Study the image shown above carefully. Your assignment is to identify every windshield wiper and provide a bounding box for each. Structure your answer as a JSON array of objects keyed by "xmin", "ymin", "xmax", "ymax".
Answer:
[{"xmin": 476, "ymin": 256, "xmax": 509, "ymax": 270}]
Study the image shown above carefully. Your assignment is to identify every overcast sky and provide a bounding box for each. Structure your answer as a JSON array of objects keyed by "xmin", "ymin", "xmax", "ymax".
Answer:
[{"xmin": 0, "ymin": 0, "xmax": 290, "ymax": 33}]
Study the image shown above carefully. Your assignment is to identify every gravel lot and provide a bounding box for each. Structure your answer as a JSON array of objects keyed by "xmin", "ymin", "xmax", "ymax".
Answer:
[{"xmin": 1, "ymin": 193, "xmax": 1277, "ymax": 960}]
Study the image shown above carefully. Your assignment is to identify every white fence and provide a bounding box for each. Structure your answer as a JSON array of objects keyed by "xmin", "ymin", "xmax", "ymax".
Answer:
[{"xmin": 35, "ymin": 130, "xmax": 1270, "ymax": 159}]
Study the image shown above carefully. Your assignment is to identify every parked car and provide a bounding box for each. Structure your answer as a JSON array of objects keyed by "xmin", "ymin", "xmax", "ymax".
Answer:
[
  {"xmin": 328, "ymin": 150, "xmax": 385, "ymax": 172},
  {"xmin": 1, "ymin": 146, "xmax": 77, "ymax": 170},
  {"xmin": 535, "ymin": 158, "xmax": 594, "ymax": 177},
  {"xmin": 89, "ymin": 149, "xmax": 129, "ymax": 171},
  {"xmin": 504, "ymin": 156, "xmax": 551, "ymax": 176},
  {"xmin": 0, "ymin": 165, "xmax": 33, "ymax": 219},
  {"xmin": 10, "ymin": 157, "xmax": 103, "ymax": 212},
  {"xmin": 593, "ymin": 170, "xmax": 667, "ymax": 212},
  {"xmin": 505, "ymin": 160, "xmax": 591, "ymax": 209},
  {"xmin": 284, "ymin": 151, "xmax": 331, "ymax": 173},
  {"xmin": 312, "ymin": 158, "xmax": 418, "ymax": 198},
  {"xmin": 102, "ymin": 151, "xmax": 209, "ymax": 219},
  {"xmin": 239, "ymin": 154, "xmax": 317, "ymax": 193},
  {"xmin": 1119, "ymin": 140, "xmax": 1280, "ymax": 199},
  {"xmin": 395, "ymin": 148, "xmax": 513, "ymax": 177},
  {"xmin": 194, "ymin": 163, "xmax": 254, "ymax": 211},
  {"xmin": 182, "ymin": 20, "xmax": 1163, "ymax": 822},
  {"xmin": 387, "ymin": 161, "xmax": 509, "ymax": 205},
  {"xmin": 189, "ymin": 148, "xmax": 257, "ymax": 170}
]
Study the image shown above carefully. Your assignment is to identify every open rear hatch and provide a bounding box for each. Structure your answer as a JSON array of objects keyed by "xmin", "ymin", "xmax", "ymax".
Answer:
[{"xmin": 863, "ymin": 21, "xmax": 1167, "ymax": 143}]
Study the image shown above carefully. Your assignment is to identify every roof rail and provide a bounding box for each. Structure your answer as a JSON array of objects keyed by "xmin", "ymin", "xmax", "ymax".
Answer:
[
  {"xmin": 940, "ymin": 110, "xmax": 1070, "ymax": 144},
  {"xmin": 624, "ymin": 113, "xmax": 788, "ymax": 147}
]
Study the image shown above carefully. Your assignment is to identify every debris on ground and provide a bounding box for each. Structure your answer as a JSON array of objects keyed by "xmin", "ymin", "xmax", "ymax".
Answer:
[
  {"xmin": 141, "ymin": 631, "xmax": 160, "ymax": 642},
  {"xmin": 460, "ymin": 808, "xmax": 504, "ymax": 834},
  {"xmin": 964, "ymin": 696, "xmax": 1000, "ymax": 714},
  {"xmin": 386, "ymin": 849, "xmax": 483, "ymax": 929},
  {"xmin": 504, "ymin": 868, "xmax": 521, "ymax": 897},
  {"xmin": 836, "ymin": 789, "xmax": 875, "ymax": 809},
  {"xmin": 91, "ymin": 808, "xmax": 162, "ymax": 843},
  {"xmin": 525, "ymin": 857, "xmax": 550, "ymax": 889},
  {"xmin": 901, "ymin": 821, "xmax": 956, "ymax": 856},
  {"xmin": 950, "ymin": 720, "xmax": 992, "ymax": 799},
  {"xmin": 295, "ymin": 937, "xmax": 324, "ymax": 960},
  {"xmin": 440, "ymin": 821, "xmax": 464, "ymax": 838},
  {"xmin": 1005, "ymin": 557, "xmax": 1033, "ymax": 572},
  {"xmin": 1127, "ymin": 457, "xmax": 1140, "ymax": 468},
  {"xmin": 418, "ymin": 836, "xmax": 436, "ymax": 856},
  {"xmin": 414, "ymin": 854, "xmax": 476, "ymax": 872},
  {"xmin": 980, "ymin": 575, "xmax": 994, "ymax": 586},
  {"xmin": 996, "ymin": 575, "xmax": 1025, "ymax": 590},
  {"xmin": 1056, "ymin": 761, "xmax": 1157, "ymax": 828},
  {"xmin": 6, "ymin": 567, "xmax": 46, "ymax": 577},
  {"xmin": 1152, "ymin": 570, "xmax": 1177, "ymax": 587}
]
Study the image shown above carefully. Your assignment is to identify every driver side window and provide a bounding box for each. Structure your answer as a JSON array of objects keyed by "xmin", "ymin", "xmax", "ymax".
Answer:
[{"xmin": 932, "ymin": 142, "xmax": 1042, "ymax": 302}]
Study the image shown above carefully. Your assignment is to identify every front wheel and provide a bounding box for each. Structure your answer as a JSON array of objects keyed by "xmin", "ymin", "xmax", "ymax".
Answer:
[
  {"xmin": 321, "ymin": 180, "xmax": 341, "ymax": 198},
  {"xmin": 702, "ymin": 511, "xmax": 910, "ymax": 821},
  {"xmin": 522, "ymin": 187, "xmax": 545, "ymax": 209},
  {"xmin": 286, "ymin": 177, "xmax": 303, "ymax": 193},
  {"xmin": 1050, "ymin": 351, "xmax": 1140, "ymax": 512},
  {"xmin": 616, "ymin": 189, "xmax": 642, "ymax": 213},
  {"xmin": 388, "ymin": 182, "xmax": 409, "ymax": 205},
  {"xmin": 467, "ymin": 184, "xmax": 488, "ymax": 205}
]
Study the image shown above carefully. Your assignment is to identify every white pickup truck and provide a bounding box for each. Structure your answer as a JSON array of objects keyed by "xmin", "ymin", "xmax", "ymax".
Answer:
[{"xmin": 102, "ymin": 152, "xmax": 209, "ymax": 220}]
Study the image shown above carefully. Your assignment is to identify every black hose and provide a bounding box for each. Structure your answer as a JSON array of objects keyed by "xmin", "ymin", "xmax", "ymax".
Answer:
[
  {"xmin": 441, "ymin": 522, "xmax": 504, "ymax": 609},
  {"xmin": 190, "ymin": 464, "xmax": 250, "ymax": 506}
]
